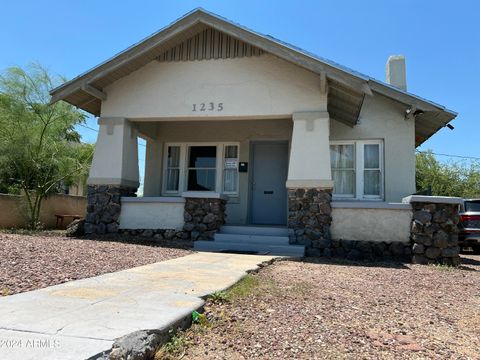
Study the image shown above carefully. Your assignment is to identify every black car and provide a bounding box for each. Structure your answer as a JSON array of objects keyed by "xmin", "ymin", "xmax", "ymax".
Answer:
[{"xmin": 458, "ymin": 199, "xmax": 480, "ymax": 253}]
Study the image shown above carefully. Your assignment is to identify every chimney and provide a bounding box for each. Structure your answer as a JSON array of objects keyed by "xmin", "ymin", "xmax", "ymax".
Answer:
[{"xmin": 386, "ymin": 55, "xmax": 407, "ymax": 91}]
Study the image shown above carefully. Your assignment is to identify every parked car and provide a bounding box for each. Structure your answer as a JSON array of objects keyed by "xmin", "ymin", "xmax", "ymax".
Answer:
[{"xmin": 458, "ymin": 199, "xmax": 480, "ymax": 253}]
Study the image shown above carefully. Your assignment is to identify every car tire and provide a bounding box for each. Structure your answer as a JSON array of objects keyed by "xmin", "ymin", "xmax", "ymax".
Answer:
[{"xmin": 473, "ymin": 245, "xmax": 480, "ymax": 255}]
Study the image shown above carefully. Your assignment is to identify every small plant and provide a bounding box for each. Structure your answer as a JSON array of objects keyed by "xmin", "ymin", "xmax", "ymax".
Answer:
[
  {"xmin": 155, "ymin": 330, "xmax": 193, "ymax": 360},
  {"xmin": 208, "ymin": 290, "xmax": 229, "ymax": 304},
  {"xmin": 430, "ymin": 263, "xmax": 455, "ymax": 272},
  {"xmin": 1, "ymin": 288, "xmax": 12, "ymax": 296}
]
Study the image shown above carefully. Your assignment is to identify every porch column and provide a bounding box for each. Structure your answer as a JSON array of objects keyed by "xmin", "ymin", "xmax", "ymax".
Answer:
[
  {"xmin": 287, "ymin": 111, "xmax": 334, "ymax": 255},
  {"xmin": 85, "ymin": 117, "xmax": 139, "ymax": 234},
  {"xmin": 143, "ymin": 138, "xmax": 163, "ymax": 197}
]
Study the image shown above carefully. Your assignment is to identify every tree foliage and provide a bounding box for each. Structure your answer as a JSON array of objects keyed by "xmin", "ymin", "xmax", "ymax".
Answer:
[
  {"xmin": 416, "ymin": 150, "xmax": 480, "ymax": 198},
  {"xmin": 0, "ymin": 63, "xmax": 93, "ymax": 228}
]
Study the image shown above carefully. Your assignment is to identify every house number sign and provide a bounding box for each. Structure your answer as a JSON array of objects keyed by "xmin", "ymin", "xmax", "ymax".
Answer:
[{"xmin": 192, "ymin": 102, "xmax": 224, "ymax": 112}]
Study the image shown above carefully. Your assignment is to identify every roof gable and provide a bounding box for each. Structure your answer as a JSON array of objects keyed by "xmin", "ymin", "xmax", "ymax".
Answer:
[{"xmin": 50, "ymin": 8, "xmax": 456, "ymax": 146}]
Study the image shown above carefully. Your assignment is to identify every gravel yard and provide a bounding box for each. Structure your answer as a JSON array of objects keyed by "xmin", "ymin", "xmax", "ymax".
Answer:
[
  {"xmin": 174, "ymin": 255, "xmax": 480, "ymax": 360},
  {"xmin": 0, "ymin": 232, "xmax": 192, "ymax": 295}
]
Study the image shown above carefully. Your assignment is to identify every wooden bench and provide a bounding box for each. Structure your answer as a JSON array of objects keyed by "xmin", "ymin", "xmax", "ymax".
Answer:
[{"xmin": 55, "ymin": 214, "xmax": 82, "ymax": 229}]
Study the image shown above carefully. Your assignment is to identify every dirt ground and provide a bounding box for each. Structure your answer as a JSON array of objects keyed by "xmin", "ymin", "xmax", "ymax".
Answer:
[
  {"xmin": 0, "ymin": 232, "xmax": 192, "ymax": 295},
  {"xmin": 178, "ymin": 254, "xmax": 480, "ymax": 360}
]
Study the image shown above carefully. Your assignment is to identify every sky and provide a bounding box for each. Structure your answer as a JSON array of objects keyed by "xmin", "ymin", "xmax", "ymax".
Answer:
[{"xmin": 1, "ymin": 0, "xmax": 479, "ymax": 188}]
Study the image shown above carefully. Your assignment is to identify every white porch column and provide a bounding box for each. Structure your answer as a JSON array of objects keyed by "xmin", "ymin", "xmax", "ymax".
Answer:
[
  {"xmin": 287, "ymin": 111, "xmax": 334, "ymax": 253},
  {"xmin": 88, "ymin": 117, "xmax": 139, "ymax": 188},
  {"xmin": 286, "ymin": 111, "xmax": 333, "ymax": 188},
  {"xmin": 84, "ymin": 117, "xmax": 139, "ymax": 234},
  {"xmin": 143, "ymin": 138, "xmax": 163, "ymax": 196}
]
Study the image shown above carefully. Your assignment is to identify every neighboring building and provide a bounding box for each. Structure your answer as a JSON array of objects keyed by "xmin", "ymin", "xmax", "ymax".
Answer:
[{"xmin": 50, "ymin": 9, "xmax": 457, "ymax": 256}]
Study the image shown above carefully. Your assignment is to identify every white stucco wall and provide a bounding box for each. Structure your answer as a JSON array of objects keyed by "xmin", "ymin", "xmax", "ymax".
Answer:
[
  {"xmin": 118, "ymin": 198, "xmax": 184, "ymax": 229},
  {"xmin": 101, "ymin": 54, "xmax": 326, "ymax": 119},
  {"xmin": 330, "ymin": 94, "xmax": 416, "ymax": 202},
  {"xmin": 331, "ymin": 203, "xmax": 412, "ymax": 243}
]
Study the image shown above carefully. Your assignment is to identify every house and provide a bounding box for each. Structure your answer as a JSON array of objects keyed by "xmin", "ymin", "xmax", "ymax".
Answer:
[{"xmin": 50, "ymin": 9, "xmax": 457, "ymax": 257}]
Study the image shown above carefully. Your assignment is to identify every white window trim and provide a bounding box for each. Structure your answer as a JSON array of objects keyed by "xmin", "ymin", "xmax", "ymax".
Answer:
[
  {"xmin": 162, "ymin": 142, "xmax": 240, "ymax": 196},
  {"xmin": 330, "ymin": 140, "xmax": 384, "ymax": 201}
]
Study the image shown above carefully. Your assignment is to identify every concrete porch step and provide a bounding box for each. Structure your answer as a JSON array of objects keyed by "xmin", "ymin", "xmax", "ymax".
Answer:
[
  {"xmin": 214, "ymin": 233, "xmax": 289, "ymax": 246},
  {"xmin": 194, "ymin": 240, "xmax": 305, "ymax": 257},
  {"xmin": 220, "ymin": 225, "xmax": 289, "ymax": 237}
]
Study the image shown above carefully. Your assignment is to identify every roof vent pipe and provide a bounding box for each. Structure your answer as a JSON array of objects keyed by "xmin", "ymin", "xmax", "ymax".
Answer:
[{"xmin": 386, "ymin": 55, "xmax": 407, "ymax": 91}]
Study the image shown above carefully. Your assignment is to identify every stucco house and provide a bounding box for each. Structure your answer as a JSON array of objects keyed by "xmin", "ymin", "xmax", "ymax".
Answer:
[{"xmin": 50, "ymin": 9, "xmax": 457, "ymax": 257}]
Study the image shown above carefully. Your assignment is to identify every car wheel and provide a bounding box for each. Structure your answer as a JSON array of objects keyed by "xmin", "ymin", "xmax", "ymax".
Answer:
[{"xmin": 473, "ymin": 245, "xmax": 480, "ymax": 255}]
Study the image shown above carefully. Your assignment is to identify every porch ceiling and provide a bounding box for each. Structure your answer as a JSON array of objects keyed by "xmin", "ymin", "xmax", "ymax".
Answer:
[{"xmin": 50, "ymin": 8, "xmax": 456, "ymax": 146}]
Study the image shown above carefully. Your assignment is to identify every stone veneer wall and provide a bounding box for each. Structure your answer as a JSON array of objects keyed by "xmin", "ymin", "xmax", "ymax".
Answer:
[
  {"xmin": 183, "ymin": 197, "xmax": 227, "ymax": 240},
  {"xmin": 410, "ymin": 201, "xmax": 461, "ymax": 266},
  {"xmin": 119, "ymin": 228, "xmax": 187, "ymax": 241},
  {"xmin": 85, "ymin": 185, "xmax": 136, "ymax": 234},
  {"xmin": 288, "ymin": 187, "xmax": 411, "ymax": 260},
  {"xmin": 288, "ymin": 188, "xmax": 332, "ymax": 249}
]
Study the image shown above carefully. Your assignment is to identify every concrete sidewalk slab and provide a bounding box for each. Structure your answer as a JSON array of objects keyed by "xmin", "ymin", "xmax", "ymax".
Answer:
[{"xmin": 0, "ymin": 252, "xmax": 274, "ymax": 360}]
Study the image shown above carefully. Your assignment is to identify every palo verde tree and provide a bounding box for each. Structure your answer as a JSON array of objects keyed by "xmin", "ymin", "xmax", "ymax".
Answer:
[
  {"xmin": 416, "ymin": 150, "xmax": 480, "ymax": 198},
  {"xmin": 0, "ymin": 63, "xmax": 93, "ymax": 229}
]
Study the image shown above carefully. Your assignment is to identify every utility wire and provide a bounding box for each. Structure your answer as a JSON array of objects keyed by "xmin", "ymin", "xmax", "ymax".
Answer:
[{"xmin": 416, "ymin": 150, "xmax": 480, "ymax": 161}]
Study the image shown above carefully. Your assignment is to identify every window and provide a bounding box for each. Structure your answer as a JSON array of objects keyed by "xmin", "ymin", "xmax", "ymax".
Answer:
[
  {"xmin": 165, "ymin": 146, "xmax": 180, "ymax": 193},
  {"xmin": 223, "ymin": 145, "xmax": 239, "ymax": 194},
  {"xmin": 187, "ymin": 146, "xmax": 217, "ymax": 191},
  {"xmin": 330, "ymin": 144, "xmax": 355, "ymax": 198},
  {"xmin": 330, "ymin": 140, "xmax": 383, "ymax": 200},
  {"xmin": 163, "ymin": 142, "xmax": 240, "ymax": 195}
]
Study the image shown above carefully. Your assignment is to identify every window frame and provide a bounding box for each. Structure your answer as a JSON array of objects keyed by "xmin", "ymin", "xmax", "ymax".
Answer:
[
  {"xmin": 330, "ymin": 140, "xmax": 384, "ymax": 201},
  {"xmin": 162, "ymin": 142, "xmax": 240, "ymax": 196},
  {"xmin": 222, "ymin": 143, "xmax": 240, "ymax": 195},
  {"xmin": 330, "ymin": 141, "xmax": 356, "ymax": 199}
]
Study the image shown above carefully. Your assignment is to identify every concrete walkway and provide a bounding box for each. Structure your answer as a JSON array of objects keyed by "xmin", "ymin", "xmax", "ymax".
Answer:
[{"xmin": 0, "ymin": 252, "xmax": 274, "ymax": 360}]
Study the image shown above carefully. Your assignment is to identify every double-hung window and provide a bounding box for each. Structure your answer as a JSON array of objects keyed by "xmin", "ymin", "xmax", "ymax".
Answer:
[
  {"xmin": 165, "ymin": 146, "xmax": 181, "ymax": 193},
  {"xmin": 330, "ymin": 140, "xmax": 383, "ymax": 200},
  {"xmin": 223, "ymin": 145, "xmax": 239, "ymax": 194},
  {"xmin": 163, "ymin": 143, "xmax": 239, "ymax": 195}
]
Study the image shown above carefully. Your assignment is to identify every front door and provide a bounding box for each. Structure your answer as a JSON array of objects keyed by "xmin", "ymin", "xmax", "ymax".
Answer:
[{"xmin": 251, "ymin": 141, "xmax": 288, "ymax": 225}]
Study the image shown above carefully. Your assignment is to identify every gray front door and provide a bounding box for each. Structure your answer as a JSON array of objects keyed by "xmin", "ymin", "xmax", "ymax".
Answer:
[{"xmin": 251, "ymin": 142, "xmax": 288, "ymax": 225}]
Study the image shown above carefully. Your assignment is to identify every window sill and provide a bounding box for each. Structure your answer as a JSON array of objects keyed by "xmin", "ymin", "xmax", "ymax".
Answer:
[
  {"xmin": 331, "ymin": 201, "xmax": 411, "ymax": 210},
  {"xmin": 181, "ymin": 191, "xmax": 228, "ymax": 200}
]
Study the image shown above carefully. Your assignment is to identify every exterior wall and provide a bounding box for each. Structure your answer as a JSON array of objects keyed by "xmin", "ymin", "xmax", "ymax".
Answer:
[
  {"xmin": 331, "ymin": 202, "xmax": 412, "ymax": 243},
  {"xmin": 138, "ymin": 119, "xmax": 293, "ymax": 225},
  {"xmin": 0, "ymin": 193, "xmax": 86, "ymax": 229},
  {"xmin": 118, "ymin": 198, "xmax": 184, "ymax": 229},
  {"xmin": 330, "ymin": 94, "xmax": 416, "ymax": 202},
  {"xmin": 101, "ymin": 54, "xmax": 327, "ymax": 119}
]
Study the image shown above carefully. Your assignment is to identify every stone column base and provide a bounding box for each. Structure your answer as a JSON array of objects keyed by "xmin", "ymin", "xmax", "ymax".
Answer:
[
  {"xmin": 288, "ymin": 188, "xmax": 332, "ymax": 249},
  {"xmin": 183, "ymin": 197, "xmax": 227, "ymax": 240},
  {"xmin": 85, "ymin": 185, "xmax": 136, "ymax": 234},
  {"xmin": 409, "ymin": 201, "xmax": 461, "ymax": 266}
]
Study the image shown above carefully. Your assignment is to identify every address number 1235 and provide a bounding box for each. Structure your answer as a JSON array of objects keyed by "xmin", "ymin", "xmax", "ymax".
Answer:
[{"xmin": 192, "ymin": 102, "xmax": 224, "ymax": 112}]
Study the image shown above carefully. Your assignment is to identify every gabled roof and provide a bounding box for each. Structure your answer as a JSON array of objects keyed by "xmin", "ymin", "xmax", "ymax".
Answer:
[{"xmin": 50, "ymin": 8, "xmax": 457, "ymax": 146}]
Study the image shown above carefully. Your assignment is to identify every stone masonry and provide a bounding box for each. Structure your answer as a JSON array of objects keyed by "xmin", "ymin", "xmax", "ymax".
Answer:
[
  {"xmin": 288, "ymin": 188, "xmax": 332, "ymax": 252},
  {"xmin": 183, "ymin": 197, "xmax": 227, "ymax": 240},
  {"xmin": 85, "ymin": 185, "xmax": 136, "ymax": 234},
  {"xmin": 409, "ymin": 201, "xmax": 461, "ymax": 266}
]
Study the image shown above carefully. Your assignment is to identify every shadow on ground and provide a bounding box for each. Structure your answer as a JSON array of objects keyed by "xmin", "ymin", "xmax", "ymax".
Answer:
[{"xmin": 74, "ymin": 234, "xmax": 194, "ymax": 251}]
